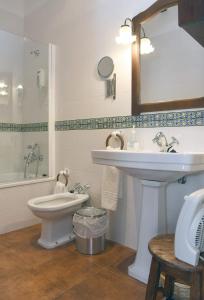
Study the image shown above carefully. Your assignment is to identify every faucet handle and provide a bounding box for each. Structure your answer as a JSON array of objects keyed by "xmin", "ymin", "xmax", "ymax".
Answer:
[{"xmin": 170, "ymin": 136, "xmax": 179, "ymax": 146}]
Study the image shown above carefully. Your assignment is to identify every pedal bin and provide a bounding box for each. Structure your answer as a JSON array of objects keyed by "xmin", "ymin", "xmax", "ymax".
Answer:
[{"xmin": 73, "ymin": 207, "xmax": 108, "ymax": 255}]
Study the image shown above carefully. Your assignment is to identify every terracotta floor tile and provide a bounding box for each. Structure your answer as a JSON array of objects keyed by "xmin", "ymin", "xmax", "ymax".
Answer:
[
  {"xmin": 56, "ymin": 266, "xmax": 146, "ymax": 300},
  {"xmin": 0, "ymin": 225, "xmax": 147, "ymax": 300},
  {"xmin": 67, "ymin": 240, "xmax": 136, "ymax": 269}
]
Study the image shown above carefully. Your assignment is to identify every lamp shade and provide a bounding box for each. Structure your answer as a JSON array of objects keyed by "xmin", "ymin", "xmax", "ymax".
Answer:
[
  {"xmin": 140, "ymin": 37, "xmax": 154, "ymax": 55},
  {"xmin": 116, "ymin": 23, "xmax": 136, "ymax": 45}
]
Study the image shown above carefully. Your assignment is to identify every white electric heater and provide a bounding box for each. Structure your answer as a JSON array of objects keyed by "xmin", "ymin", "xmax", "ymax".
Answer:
[{"xmin": 175, "ymin": 189, "xmax": 204, "ymax": 266}]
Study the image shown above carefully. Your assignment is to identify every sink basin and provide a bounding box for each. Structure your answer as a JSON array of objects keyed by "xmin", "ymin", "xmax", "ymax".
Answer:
[
  {"xmin": 92, "ymin": 150, "xmax": 204, "ymax": 181},
  {"xmin": 92, "ymin": 149, "xmax": 204, "ymax": 283}
]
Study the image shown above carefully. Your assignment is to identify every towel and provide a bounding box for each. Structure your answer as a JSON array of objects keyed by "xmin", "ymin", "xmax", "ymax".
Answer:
[
  {"xmin": 101, "ymin": 166, "xmax": 120, "ymax": 211},
  {"xmin": 54, "ymin": 181, "xmax": 66, "ymax": 194}
]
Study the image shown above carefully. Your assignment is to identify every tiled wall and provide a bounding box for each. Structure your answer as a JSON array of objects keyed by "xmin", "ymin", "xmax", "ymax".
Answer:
[
  {"xmin": 1, "ymin": 0, "xmax": 203, "ymax": 249},
  {"xmin": 0, "ymin": 122, "xmax": 48, "ymax": 132},
  {"xmin": 0, "ymin": 2, "xmax": 52, "ymax": 235},
  {"xmin": 24, "ymin": 0, "xmax": 204, "ymax": 250},
  {"xmin": 55, "ymin": 110, "xmax": 204, "ymax": 130}
]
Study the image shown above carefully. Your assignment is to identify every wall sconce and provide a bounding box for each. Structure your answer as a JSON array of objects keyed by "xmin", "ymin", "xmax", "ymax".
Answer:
[
  {"xmin": 0, "ymin": 90, "xmax": 8, "ymax": 96},
  {"xmin": 140, "ymin": 26, "xmax": 155, "ymax": 55},
  {"xmin": 17, "ymin": 84, "xmax": 24, "ymax": 97},
  {"xmin": 116, "ymin": 18, "xmax": 136, "ymax": 45},
  {"xmin": 0, "ymin": 81, "xmax": 9, "ymax": 96},
  {"xmin": 0, "ymin": 81, "xmax": 8, "ymax": 89}
]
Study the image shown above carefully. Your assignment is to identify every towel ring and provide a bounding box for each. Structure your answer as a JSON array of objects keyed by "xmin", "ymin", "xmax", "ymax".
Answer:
[
  {"xmin": 56, "ymin": 173, "xmax": 68, "ymax": 186},
  {"xmin": 106, "ymin": 133, "xmax": 124, "ymax": 150}
]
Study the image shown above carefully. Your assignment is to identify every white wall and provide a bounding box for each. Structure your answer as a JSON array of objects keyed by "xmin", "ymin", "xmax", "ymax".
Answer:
[
  {"xmin": 0, "ymin": 180, "xmax": 53, "ymax": 234},
  {"xmin": 0, "ymin": 2, "xmax": 50, "ymax": 233},
  {"xmin": 0, "ymin": 0, "xmax": 203, "ymax": 250},
  {"xmin": 0, "ymin": 30, "xmax": 23, "ymax": 123},
  {"xmin": 0, "ymin": 30, "xmax": 24, "ymax": 175},
  {"xmin": 22, "ymin": 38, "xmax": 48, "ymax": 123},
  {"xmin": 23, "ymin": 0, "xmax": 204, "ymax": 250}
]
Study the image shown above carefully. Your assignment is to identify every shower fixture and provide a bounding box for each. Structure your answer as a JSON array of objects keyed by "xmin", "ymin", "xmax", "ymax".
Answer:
[
  {"xmin": 24, "ymin": 144, "xmax": 43, "ymax": 178},
  {"xmin": 30, "ymin": 49, "xmax": 40, "ymax": 56}
]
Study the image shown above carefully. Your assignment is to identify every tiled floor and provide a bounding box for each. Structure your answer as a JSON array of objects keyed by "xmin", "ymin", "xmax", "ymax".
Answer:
[{"xmin": 0, "ymin": 225, "xmax": 147, "ymax": 300}]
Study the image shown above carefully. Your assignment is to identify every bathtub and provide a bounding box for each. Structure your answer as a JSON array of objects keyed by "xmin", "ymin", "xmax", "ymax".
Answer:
[{"xmin": 0, "ymin": 172, "xmax": 48, "ymax": 185}]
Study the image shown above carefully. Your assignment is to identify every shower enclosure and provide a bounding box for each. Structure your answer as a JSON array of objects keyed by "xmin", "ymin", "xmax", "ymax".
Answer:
[{"xmin": 0, "ymin": 30, "xmax": 54, "ymax": 185}]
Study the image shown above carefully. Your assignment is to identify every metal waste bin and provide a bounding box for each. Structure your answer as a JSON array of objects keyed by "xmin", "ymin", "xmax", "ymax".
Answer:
[{"xmin": 73, "ymin": 207, "xmax": 108, "ymax": 255}]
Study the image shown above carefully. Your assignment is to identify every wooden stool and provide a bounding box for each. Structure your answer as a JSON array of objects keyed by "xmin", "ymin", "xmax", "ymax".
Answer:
[{"xmin": 145, "ymin": 234, "xmax": 204, "ymax": 300}]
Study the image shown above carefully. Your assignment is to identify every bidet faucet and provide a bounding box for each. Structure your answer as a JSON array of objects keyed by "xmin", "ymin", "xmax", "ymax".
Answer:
[
  {"xmin": 152, "ymin": 132, "xmax": 179, "ymax": 152},
  {"xmin": 70, "ymin": 183, "xmax": 90, "ymax": 194}
]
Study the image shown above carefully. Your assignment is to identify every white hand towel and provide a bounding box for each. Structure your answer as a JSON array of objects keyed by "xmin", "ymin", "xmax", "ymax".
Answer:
[
  {"xmin": 101, "ymin": 166, "xmax": 120, "ymax": 211},
  {"xmin": 54, "ymin": 181, "xmax": 66, "ymax": 194}
]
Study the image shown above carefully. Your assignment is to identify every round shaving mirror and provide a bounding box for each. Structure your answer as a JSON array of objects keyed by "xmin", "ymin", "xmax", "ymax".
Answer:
[{"xmin": 97, "ymin": 56, "xmax": 114, "ymax": 78}]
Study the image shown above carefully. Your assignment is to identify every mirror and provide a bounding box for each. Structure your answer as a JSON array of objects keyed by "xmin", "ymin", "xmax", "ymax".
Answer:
[
  {"xmin": 97, "ymin": 56, "xmax": 116, "ymax": 100},
  {"xmin": 97, "ymin": 56, "xmax": 114, "ymax": 78},
  {"xmin": 132, "ymin": 0, "xmax": 204, "ymax": 114},
  {"xmin": 0, "ymin": 29, "xmax": 53, "ymax": 185}
]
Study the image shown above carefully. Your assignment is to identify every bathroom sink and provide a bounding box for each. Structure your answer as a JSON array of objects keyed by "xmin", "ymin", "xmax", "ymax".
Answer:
[
  {"xmin": 92, "ymin": 150, "xmax": 204, "ymax": 181},
  {"xmin": 92, "ymin": 149, "xmax": 204, "ymax": 283}
]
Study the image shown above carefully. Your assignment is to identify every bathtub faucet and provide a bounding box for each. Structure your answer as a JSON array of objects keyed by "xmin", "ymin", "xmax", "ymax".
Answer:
[{"xmin": 24, "ymin": 144, "xmax": 43, "ymax": 178}]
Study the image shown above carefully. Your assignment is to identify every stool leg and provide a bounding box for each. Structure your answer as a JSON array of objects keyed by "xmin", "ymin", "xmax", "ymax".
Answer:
[
  {"xmin": 190, "ymin": 272, "xmax": 201, "ymax": 300},
  {"xmin": 164, "ymin": 275, "xmax": 174, "ymax": 298},
  {"xmin": 145, "ymin": 257, "xmax": 160, "ymax": 300},
  {"xmin": 201, "ymin": 271, "xmax": 204, "ymax": 300}
]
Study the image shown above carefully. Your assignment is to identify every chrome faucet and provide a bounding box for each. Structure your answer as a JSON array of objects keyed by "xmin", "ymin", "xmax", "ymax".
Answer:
[
  {"xmin": 24, "ymin": 144, "xmax": 43, "ymax": 178},
  {"xmin": 70, "ymin": 183, "xmax": 90, "ymax": 194},
  {"xmin": 152, "ymin": 132, "xmax": 179, "ymax": 152}
]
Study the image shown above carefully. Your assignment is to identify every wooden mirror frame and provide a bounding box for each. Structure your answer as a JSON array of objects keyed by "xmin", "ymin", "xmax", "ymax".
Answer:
[{"xmin": 132, "ymin": 0, "xmax": 204, "ymax": 115}]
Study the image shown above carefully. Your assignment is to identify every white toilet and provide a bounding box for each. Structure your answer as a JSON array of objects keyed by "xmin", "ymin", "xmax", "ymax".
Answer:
[{"xmin": 28, "ymin": 192, "xmax": 89, "ymax": 249}]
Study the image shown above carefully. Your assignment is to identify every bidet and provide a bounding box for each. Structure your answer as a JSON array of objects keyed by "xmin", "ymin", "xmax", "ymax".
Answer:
[{"xmin": 28, "ymin": 192, "xmax": 89, "ymax": 248}]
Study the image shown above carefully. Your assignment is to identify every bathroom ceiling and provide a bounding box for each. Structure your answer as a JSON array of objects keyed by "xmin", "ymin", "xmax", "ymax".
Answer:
[
  {"xmin": 0, "ymin": 0, "xmax": 50, "ymax": 18},
  {"xmin": 0, "ymin": 0, "xmax": 108, "ymax": 19},
  {"xmin": 0, "ymin": 0, "xmax": 24, "ymax": 17},
  {"xmin": 24, "ymin": 0, "xmax": 50, "ymax": 16}
]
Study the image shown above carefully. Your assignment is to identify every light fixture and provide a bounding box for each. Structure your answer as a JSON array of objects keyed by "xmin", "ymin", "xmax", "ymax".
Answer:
[
  {"xmin": 0, "ymin": 80, "xmax": 9, "ymax": 97},
  {"xmin": 17, "ymin": 84, "xmax": 24, "ymax": 97},
  {"xmin": 17, "ymin": 84, "xmax": 23, "ymax": 90},
  {"xmin": 140, "ymin": 26, "xmax": 154, "ymax": 55},
  {"xmin": 0, "ymin": 90, "xmax": 8, "ymax": 96},
  {"xmin": 116, "ymin": 18, "xmax": 136, "ymax": 45},
  {"xmin": 0, "ymin": 81, "xmax": 8, "ymax": 89}
]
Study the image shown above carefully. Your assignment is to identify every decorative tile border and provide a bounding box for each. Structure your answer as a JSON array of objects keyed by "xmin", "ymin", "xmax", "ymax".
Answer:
[
  {"xmin": 55, "ymin": 110, "xmax": 204, "ymax": 131},
  {"xmin": 0, "ymin": 122, "xmax": 48, "ymax": 132},
  {"xmin": 1, "ymin": 110, "xmax": 204, "ymax": 132},
  {"xmin": 0, "ymin": 123, "xmax": 21, "ymax": 132},
  {"xmin": 21, "ymin": 122, "xmax": 48, "ymax": 132}
]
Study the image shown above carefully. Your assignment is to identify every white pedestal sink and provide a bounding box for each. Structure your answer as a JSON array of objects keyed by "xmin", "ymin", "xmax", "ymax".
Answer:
[{"xmin": 91, "ymin": 150, "xmax": 204, "ymax": 283}]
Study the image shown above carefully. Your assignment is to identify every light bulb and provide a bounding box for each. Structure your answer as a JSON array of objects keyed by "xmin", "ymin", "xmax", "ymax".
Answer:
[
  {"xmin": 0, "ymin": 82, "xmax": 8, "ymax": 89},
  {"xmin": 0, "ymin": 90, "xmax": 8, "ymax": 96},
  {"xmin": 116, "ymin": 24, "xmax": 136, "ymax": 45},
  {"xmin": 140, "ymin": 37, "xmax": 155, "ymax": 55}
]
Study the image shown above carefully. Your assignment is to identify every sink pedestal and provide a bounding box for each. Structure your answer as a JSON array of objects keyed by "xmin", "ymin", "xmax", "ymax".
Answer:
[
  {"xmin": 128, "ymin": 180, "xmax": 167, "ymax": 283},
  {"xmin": 92, "ymin": 150, "xmax": 204, "ymax": 283}
]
